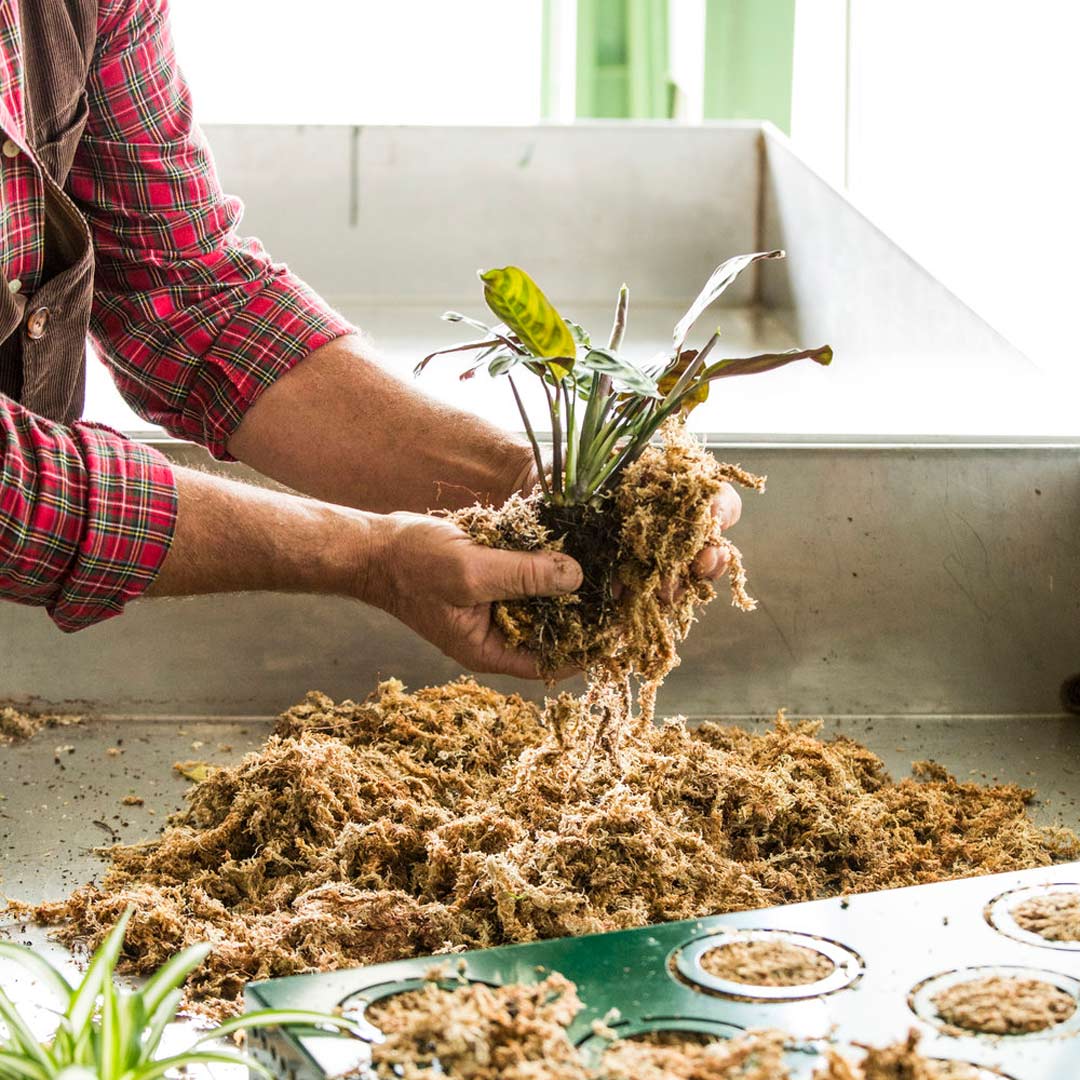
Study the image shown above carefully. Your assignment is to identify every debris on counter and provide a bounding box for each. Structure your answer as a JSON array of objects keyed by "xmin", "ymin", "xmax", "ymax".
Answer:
[
  {"xmin": 172, "ymin": 761, "xmax": 218, "ymax": 783},
  {"xmin": 24, "ymin": 679, "xmax": 1079, "ymax": 1020},
  {"xmin": 0, "ymin": 705, "xmax": 82, "ymax": 744}
]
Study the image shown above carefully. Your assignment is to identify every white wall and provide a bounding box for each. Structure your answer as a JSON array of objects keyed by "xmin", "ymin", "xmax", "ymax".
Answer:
[{"xmin": 793, "ymin": 0, "xmax": 1080, "ymax": 391}]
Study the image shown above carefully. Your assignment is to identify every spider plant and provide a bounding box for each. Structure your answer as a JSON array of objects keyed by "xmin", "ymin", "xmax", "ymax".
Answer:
[
  {"xmin": 0, "ymin": 908, "xmax": 355, "ymax": 1080},
  {"xmin": 417, "ymin": 250, "xmax": 832, "ymax": 508}
]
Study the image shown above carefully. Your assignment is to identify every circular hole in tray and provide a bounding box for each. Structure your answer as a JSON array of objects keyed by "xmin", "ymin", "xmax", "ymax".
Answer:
[
  {"xmin": 909, "ymin": 965, "xmax": 1080, "ymax": 1039},
  {"xmin": 576, "ymin": 1018, "xmax": 824, "ymax": 1077},
  {"xmin": 672, "ymin": 929, "xmax": 863, "ymax": 1001},
  {"xmin": 338, "ymin": 975, "xmax": 502, "ymax": 1043},
  {"xmin": 985, "ymin": 883, "xmax": 1080, "ymax": 951}
]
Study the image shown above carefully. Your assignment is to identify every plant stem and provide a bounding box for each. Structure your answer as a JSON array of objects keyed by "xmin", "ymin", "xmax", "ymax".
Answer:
[
  {"xmin": 508, "ymin": 375, "xmax": 551, "ymax": 500},
  {"xmin": 608, "ymin": 284, "xmax": 629, "ymax": 350},
  {"xmin": 542, "ymin": 377, "xmax": 563, "ymax": 501},
  {"xmin": 563, "ymin": 378, "xmax": 579, "ymax": 496},
  {"xmin": 576, "ymin": 374, "xmax": 611, "ymax": 487}
]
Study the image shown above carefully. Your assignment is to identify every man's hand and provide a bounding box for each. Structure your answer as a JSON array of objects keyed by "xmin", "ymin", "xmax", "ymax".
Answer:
[
  {"xmin": 362, "ymin": 514, "xmax": 583, "ymax": 678},
  {"xmin": 692, "ymin": 486, "xmax": 743, "ymax": 580},
  {"xmin": 148, "ymin": 467, "xmax": 584, "ymax": 681}
]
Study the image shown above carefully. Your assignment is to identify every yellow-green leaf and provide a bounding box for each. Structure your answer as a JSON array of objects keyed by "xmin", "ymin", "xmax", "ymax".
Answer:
[
  {"xmin": 479, "ymin": 267, "xmax": 575, "ymax": 371},
  {"xmin": 173, "ymin": 760, "xmax": 218, "ymax": 783},
  {"xmin": 658, "ymin": 349, "xmax": 709, "ymax": 415}
]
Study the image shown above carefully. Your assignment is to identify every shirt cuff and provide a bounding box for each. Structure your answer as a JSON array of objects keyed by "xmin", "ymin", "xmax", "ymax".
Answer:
[
  {"xmin": 48, "ymin": 423, "xmax": 178, "ymax": 632},
  {"xmin": 180, "ymin": 269, "xmax": 356, "ymax": 460}
]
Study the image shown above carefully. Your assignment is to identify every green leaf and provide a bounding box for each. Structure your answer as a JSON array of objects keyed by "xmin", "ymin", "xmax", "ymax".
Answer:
[
  {"xmin": 487, "ymin": 351, "xmax": 526, "ymax": 377},
  {"xmin": 129, "ymin": 1051, "xmax": 257, "ymax": 1080},
  {"xmin": 0, "ymin": 942, "xmax": 73, "ymax": 1004},
  {"xmin": 194, "ymin": 1008, "xmax": 356, "ymax": 1045},
  {"xmin": 673, "ymin": 250, "xmax": 784, "ymax": 351},
  {"xmin": 0, "ymin": 989, "xmax": 51, "ymax": 1070},
  {"xmin": 137, "ymin": 989, "xmax": 183, "ymax": 1067},
  {"xmin": 95, "ymin": 976, "xmax": 119, "ymax": 1079},
  {"xmin": 137, "ymin": 943, "xmax": 211, "ymax": 1020},
  {"xmin": 0, "ymin": 1052, "xmax": 49, "ymax": 1080},
  {"xmin": 566, "ymin": 319, "xmax": 591, "ymax": 348},
  {"xmin": 478, "ymin": 266, "xmax": 576, "ymax": 374},
  {"xmin": 657, "ymin": 349, "xmax": 709, "ymax": 415},
  {"xmin": 699, "ymin": 344, "xmax": 833, "ymax": 382},
  {"xmin": 578, "ymin": 348, "xmax": 659, "ymax": 397},
  {"xmin": 67, "ymin": 907, "xmax": 133, "ymax": 1037},
  {"xmin": 442, "ymin": 312, "xmax": 522, "ymax": 354}
]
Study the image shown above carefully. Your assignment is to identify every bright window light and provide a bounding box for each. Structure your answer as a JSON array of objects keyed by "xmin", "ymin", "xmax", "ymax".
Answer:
[{"xmin": 168, "ymin": 1, "xmax": 544, "ymax": 125}]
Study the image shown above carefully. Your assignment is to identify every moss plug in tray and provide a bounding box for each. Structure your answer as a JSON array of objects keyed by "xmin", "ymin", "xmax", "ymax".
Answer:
[{"xmin": 245, "ymin": 862, "xmax": 1080, "ymax": 1079}]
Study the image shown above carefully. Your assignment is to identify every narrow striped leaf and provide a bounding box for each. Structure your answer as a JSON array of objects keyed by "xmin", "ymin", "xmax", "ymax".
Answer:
[
  {"xmin": 487, "ymin": 351, "xmax": 525, "ymax": 377},
  {"xmin": 479, "ymin": 266, "xmax": 576, "ymax": 373},
  {"xmin": 414, "ymin": 337, "xmax": 506, "ymax": 376},
  {"xmin": 0, "ymin": 942, "xmax": 73, "ymax": 1004},
  {"xmin": 699, "ymin": 344, "xmax": 833, "ymax": 382},
  {"xmin": 673, "ymin": 250, "xmax": 784, "ymax": 352},
  {"xmin": 0, "ymin": 1052, "xmax": 48, "ymax": 1080},
  {"xmin": 578, "ymin": 348, "xmax": 659, "ymax": 397},
  {"xmin": 137, "ymin": 943, "xmax": 211, "ymax": 1019},
  {"xmin": 67, "ymin": 907, "xmax": 133, "ymax": 1037},
  {"xmin": 566, "ymin": 319, "xmax": 591, "ymax": 348},
  {"xmin": 193, "ymin": 1008, "xmax": 357, "ymax": 1045},
  {"xmin": 137, "ymin": 989, "xmax": 183, "ymax": 1067},
  {"xmin": 95, "ymin": 976, "xmax": 119, "ymax": 1079},
  {"xmin": 441, "ymin": 312, "xmax": 520, "ymax": 353},
  {"xmin": 129, "ymin": 1051, "xmax": 257, "ymax": 1080},
  {"xmin": 0, "ymin": 989, "xmax": 50, "ymax": 1069}
]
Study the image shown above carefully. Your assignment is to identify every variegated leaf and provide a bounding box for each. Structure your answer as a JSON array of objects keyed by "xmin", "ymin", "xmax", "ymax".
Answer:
[
  {"xmin": 578, "ymin": 348, "xmax": 659, "ymax": 397},
  {"xmin": 673, "ymin": 250, "xmax": 785, "ymax": 351},
  {"xmin": 479, "ymin": 266, "xmax": 576, "ymax": 373}
]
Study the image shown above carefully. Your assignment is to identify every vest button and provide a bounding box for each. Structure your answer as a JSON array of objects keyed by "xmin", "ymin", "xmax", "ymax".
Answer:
[
  {"xmin": 26, "ymin": 306, "xmax": 49, "ymax": 341},
  {"xmin": 7, "ymin": 279, "xmax": 21, "ymax": 294},
  {"xmin": 1, "ymin": 139, "xmax": 19, "ymax": 159}
]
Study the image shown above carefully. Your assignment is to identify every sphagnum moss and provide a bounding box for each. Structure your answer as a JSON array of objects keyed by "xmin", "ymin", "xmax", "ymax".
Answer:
[{"xmin": 23, "ymin": 679, "xmax": 1080, "ymax": 1021}]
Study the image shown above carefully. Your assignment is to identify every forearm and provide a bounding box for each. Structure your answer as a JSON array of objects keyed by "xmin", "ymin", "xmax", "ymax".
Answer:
[
  {"xmin": 226, "ymin": 334, "xmax": 534, "ymax": 514},
  {"xmin": 145, "ymin": 463, "xmax": 582, "ymax": 681},
  {"xmin": 147, "ymin": 465, "xmax": 371, "ymax": 600}
]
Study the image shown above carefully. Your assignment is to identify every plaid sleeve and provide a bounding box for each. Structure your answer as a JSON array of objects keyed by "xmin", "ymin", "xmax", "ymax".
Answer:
[
  {"xmin": 69, "ymin": 0, "xmax": 355, "ymax": 460},
  {"xmin": 0, "ymin": 395, "xmax": 177, "ymax": 632}
]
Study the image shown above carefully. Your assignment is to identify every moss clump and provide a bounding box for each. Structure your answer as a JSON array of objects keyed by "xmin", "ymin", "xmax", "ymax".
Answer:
[{"xmin": 453, "ymin": 421, "xmax": 764, "ymax": 725}]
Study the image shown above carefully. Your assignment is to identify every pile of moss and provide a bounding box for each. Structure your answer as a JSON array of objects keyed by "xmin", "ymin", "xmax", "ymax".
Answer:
[{"xmin": 25, "ymin": 678, "xmax": 1078, "ymax": 1020}]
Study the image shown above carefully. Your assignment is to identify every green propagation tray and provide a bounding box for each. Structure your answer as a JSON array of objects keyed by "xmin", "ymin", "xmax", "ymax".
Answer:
[{"xmin": 245, "ymin": 862, "xmax": 1080, "ymax": 1079}]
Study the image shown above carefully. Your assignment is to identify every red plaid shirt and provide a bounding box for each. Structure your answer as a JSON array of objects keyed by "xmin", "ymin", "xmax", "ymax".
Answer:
[{"xmin": 1, "ymin": 0, "xmax": 354, "ymax": 631}]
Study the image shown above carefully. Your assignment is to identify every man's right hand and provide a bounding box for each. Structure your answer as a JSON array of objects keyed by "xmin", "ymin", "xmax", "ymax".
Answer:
[
  {"xmin": 147, "ymin": 466, "xmax": 582, "ymax": 681},
  {"xmin": 360, "ymin": 513, "xmax": 583, "ymax": 678}
]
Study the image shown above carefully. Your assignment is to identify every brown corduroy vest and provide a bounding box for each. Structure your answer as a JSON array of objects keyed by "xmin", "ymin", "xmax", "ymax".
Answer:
[{"xmin": 0, "ymin": 0, "xmax": 98, "ymax": 424}]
